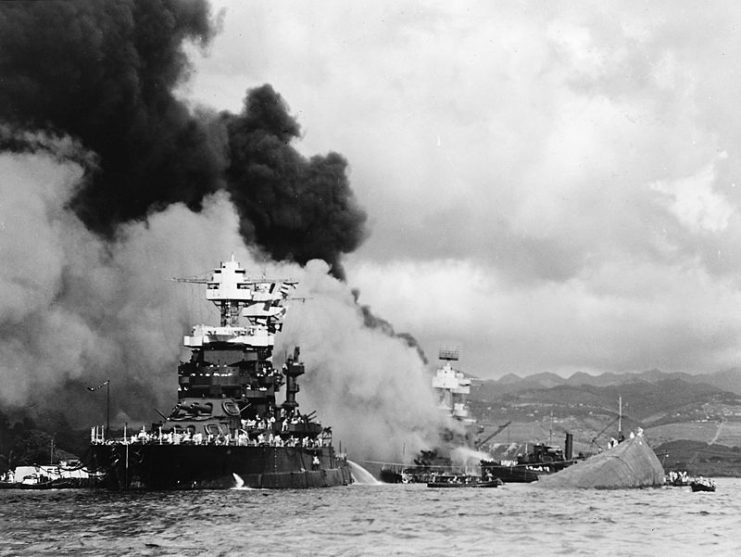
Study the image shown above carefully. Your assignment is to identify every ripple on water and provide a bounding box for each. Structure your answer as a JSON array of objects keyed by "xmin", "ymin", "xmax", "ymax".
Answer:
[{"xmin": 1, "ymin": 481, "xmax": 741, "ymax": 555}]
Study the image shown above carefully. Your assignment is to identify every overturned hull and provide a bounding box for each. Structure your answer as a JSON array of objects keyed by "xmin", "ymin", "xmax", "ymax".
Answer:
[
  {"xmin": 91, "ymin": 443, "xmax": 352, "ymax": 490},
  {"xmin": 536, "ymin": 434, "xmax": 665, "ymax": 489}
]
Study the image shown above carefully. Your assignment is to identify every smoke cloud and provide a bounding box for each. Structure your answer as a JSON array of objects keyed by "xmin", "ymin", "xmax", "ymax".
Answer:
[
  {"xmin": 0, "ymin": 0, "xmax": 221, "ymax": 234},
  {"xmin": 0, "ymin": 144, "xmax": 442, "ymax": 459},
  {"xmin": 223, "ymin": 85, "xmax": 368, "ymax": 279},
  {"xmin": 0, "ymin": 144, "xmax": 239, "ymax": 421},
  {"xmin": 0, "ymin": 0, "xmax": 440, "ymax": 461},
  {"xmin": 278, "ymin": 262, "xmax": 447, "ymax": 462},
  {"xmin": 0, "ymin": 1, "xmax": 367, "ymax": 275}
]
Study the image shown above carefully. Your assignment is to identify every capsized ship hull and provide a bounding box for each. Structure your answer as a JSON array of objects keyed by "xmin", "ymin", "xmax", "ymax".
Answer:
[
  {"xmin": 536, "ymin": 434, "xmax": 665, "ymax": 489},
  {"xmin": 90, "ymin": 443, "xmax": 351, "ymax": 490}
]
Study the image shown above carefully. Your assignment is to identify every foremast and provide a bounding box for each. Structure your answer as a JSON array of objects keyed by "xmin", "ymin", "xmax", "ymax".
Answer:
[
  {"xmin": 432, "ymin": 348, "xmax": 474, "ymax": 425},
  {"xmin": 170, "ymin": 255, "xmax": 314, "ymax": 436}
]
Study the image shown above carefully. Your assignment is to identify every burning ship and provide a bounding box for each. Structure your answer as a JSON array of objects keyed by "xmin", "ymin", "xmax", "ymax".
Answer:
[
  {"xmin": 380, "ymin": 348, "xmax": 477, "ymax": 483},
  {"xmin": 89, "ymin": 256, "xmax": 352, "ymax": 489}
]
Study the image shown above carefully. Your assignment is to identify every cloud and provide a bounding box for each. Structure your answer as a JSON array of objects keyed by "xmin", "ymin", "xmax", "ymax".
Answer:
[
  {"xmin": 651, "ymin": 152, "xmax": 734, "ymax": 233},
  {"xmin": 182, "ymin": 1, "xmax": 741, "ymax": 377},
  {"xmin": 347, "ymin": 255, "xmax": 741, "ymax": 376}
]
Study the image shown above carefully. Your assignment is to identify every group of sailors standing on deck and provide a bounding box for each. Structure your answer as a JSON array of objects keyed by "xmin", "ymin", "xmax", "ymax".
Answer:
[{"xmin": 122, "ymin": 425, "xmax": 329, "ymax": 448}]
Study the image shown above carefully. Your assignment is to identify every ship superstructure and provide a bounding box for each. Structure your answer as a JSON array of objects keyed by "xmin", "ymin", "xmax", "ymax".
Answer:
[
  {"xmin": 432, "ymin": 348, "xmax": 474, "ymax": 425},
  {"xmin": 171, "ymin": 255, "xmax": 300, "ymax": 432},
  {"xmin": 89, "ymin": 256, "xmax": 352, "ymax": 490}
]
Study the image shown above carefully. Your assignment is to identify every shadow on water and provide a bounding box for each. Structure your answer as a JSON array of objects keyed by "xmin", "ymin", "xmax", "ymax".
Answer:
[{"xmin": 348, "ymin": 460, "xmax": 382, "ymax": 485}]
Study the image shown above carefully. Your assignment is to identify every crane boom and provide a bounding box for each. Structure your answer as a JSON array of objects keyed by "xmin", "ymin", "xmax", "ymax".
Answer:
[{"xmin": 475, "ymin": 420, "xmax": 512, "ymax": 448}]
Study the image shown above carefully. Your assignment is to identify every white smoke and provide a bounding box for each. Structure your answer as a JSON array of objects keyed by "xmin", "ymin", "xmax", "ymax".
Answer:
[
  {"xmin": 0, "ymin": 145, "xmax": 249, "ymax": 422},
  {"xmin": 0, "ymin": 137, "xmax": 447, "ymax": 462},
  {"xmin": 278, "ymin": 260, "xmax": 449, "ymax": 462}
]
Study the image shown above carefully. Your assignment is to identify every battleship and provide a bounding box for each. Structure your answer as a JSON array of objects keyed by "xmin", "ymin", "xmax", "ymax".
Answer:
[
  {"xmin": 89, "ymin": 256, "xmax": 352, "ymax": 490},
  {"xmin": 380, "ymin": 348, "xmax": 477, "ymax": 483}
]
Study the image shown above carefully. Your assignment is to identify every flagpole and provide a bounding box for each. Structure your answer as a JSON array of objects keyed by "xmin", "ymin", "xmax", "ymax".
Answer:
[
  {"xmin": 87, "ymin": 379, "xmax": 112, "ymax": 440},
  {"xmin": 106, "ymin": 379, "xmax": 110, "ymax": 440}
]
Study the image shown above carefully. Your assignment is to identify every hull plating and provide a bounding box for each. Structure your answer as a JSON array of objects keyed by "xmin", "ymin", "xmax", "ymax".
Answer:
[{"xmin": 91, "ymin": 444, "xmax": 352, "ymax": 490}]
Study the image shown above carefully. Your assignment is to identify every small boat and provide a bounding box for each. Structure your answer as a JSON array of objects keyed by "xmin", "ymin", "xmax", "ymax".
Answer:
[
  {"xmin": 690, "ymin": 478, "xmax": 716, "ymax": 492},
  {"xmin": 426, "ymin": 474, "xmax": 503, "ymax": 488}
]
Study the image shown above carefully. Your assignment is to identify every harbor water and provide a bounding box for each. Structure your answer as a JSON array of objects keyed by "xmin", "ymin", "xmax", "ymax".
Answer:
[{"xmin": 0, "ymin": 478, "xmax": 739, "ymax": 556}]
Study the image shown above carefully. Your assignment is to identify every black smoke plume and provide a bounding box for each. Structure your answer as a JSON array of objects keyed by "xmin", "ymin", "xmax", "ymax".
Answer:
[
  {"xmin": 352, "ymin": 289, "xmax": 429, "ymax": 364},
  {"xmin": 0, "ymin": 0, "xmax": 221, "ymax": 235},
  {"xmin": 0, "ymin": 1, "xmax": 367, "ymax": 273},
  {"xmin": 223, "ymin": 85, "xmax": 367, "ymax": 279}
]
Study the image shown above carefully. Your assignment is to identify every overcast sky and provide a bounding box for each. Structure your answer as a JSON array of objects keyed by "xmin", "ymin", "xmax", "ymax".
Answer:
[{"xmin": 181, "ymin": 1, "xmax": 741, "ymax": 378}]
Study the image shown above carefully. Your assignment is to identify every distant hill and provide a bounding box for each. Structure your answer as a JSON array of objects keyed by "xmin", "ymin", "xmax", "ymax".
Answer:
[
  {"xmin": 475, "ymin": 367, "xmax": 741, "ymax": 396},
  {"xmin": 471, "ymin": 378, "xmax": 736, "ymax": 423},
  {"xmin": 468, "ymin": 368, "xmax": 741, "ymax": 461},
  {"xmin": 655, "ymin": 440, "xmax": 741, "ymax": 477}
]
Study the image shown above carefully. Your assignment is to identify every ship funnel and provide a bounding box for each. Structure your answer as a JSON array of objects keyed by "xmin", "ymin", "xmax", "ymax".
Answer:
[{"xmin": 565, "ymin": 432, "xmax": 573, "ymax": 461}]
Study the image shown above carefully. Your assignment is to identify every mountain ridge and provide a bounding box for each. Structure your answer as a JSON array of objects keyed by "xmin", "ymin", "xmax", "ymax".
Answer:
[{"xmin": 475, "ymin": 367, "xmax": 741, "ymax": 396}]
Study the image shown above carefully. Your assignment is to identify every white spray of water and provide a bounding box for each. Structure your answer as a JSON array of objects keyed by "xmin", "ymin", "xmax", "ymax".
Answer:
[
  {"xmin": 450, "ymin": 446, "xmax": 492, "ymax": 467},
  {"xmin": 348, "ymin": 460, "xmax": 382, "ymax": 485}
]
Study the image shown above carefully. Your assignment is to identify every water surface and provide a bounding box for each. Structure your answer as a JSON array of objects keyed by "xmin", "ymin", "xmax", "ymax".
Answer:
[{"xmin": 0, "ymin": 479, "xmax": 738, "ymax": 556}]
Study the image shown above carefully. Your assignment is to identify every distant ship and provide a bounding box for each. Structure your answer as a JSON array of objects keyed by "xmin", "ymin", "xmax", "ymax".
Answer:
[
  {"xmin": 480, "ymin": 434, "xmax": 577, "ymax": 483},
  {"xmin": 536, "ymin": 429, "xmax": 665, "ymax": 489},
  {"xmin": 483, "ymin": 396, "xmax": 664, "ymax": 488},
  {"xmin": 89, "ymin": 256, "xmax": 352, "ymax": 490},
  {"xmin": 536, "ymin": 398, "xmax": 664, "ymax": 489},
  {"xmin": 0, "ymin": 461, "xmax": 97, "ymax": 490},
  {"xmin": 380, "ymin": 348, "xmax": 477, "ymax": 483}
]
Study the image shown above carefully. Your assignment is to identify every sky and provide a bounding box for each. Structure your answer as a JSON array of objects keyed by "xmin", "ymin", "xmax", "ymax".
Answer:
[{"xmin": 174, "ymin": 0, "xmax": 741, "ymax": 379}]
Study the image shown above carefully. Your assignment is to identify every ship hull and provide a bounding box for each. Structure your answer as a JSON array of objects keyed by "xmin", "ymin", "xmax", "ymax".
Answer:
[
  {"xmin": 536, "ymin": 435, "xmax": 665, "ymax": 489},
  {"xmin": 89, "ymin": 443, "xmax": 352, "ymax": 490},
  {"xmin": 482, "ymin": 464, "xmax": 540, "ymax": 483}
]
